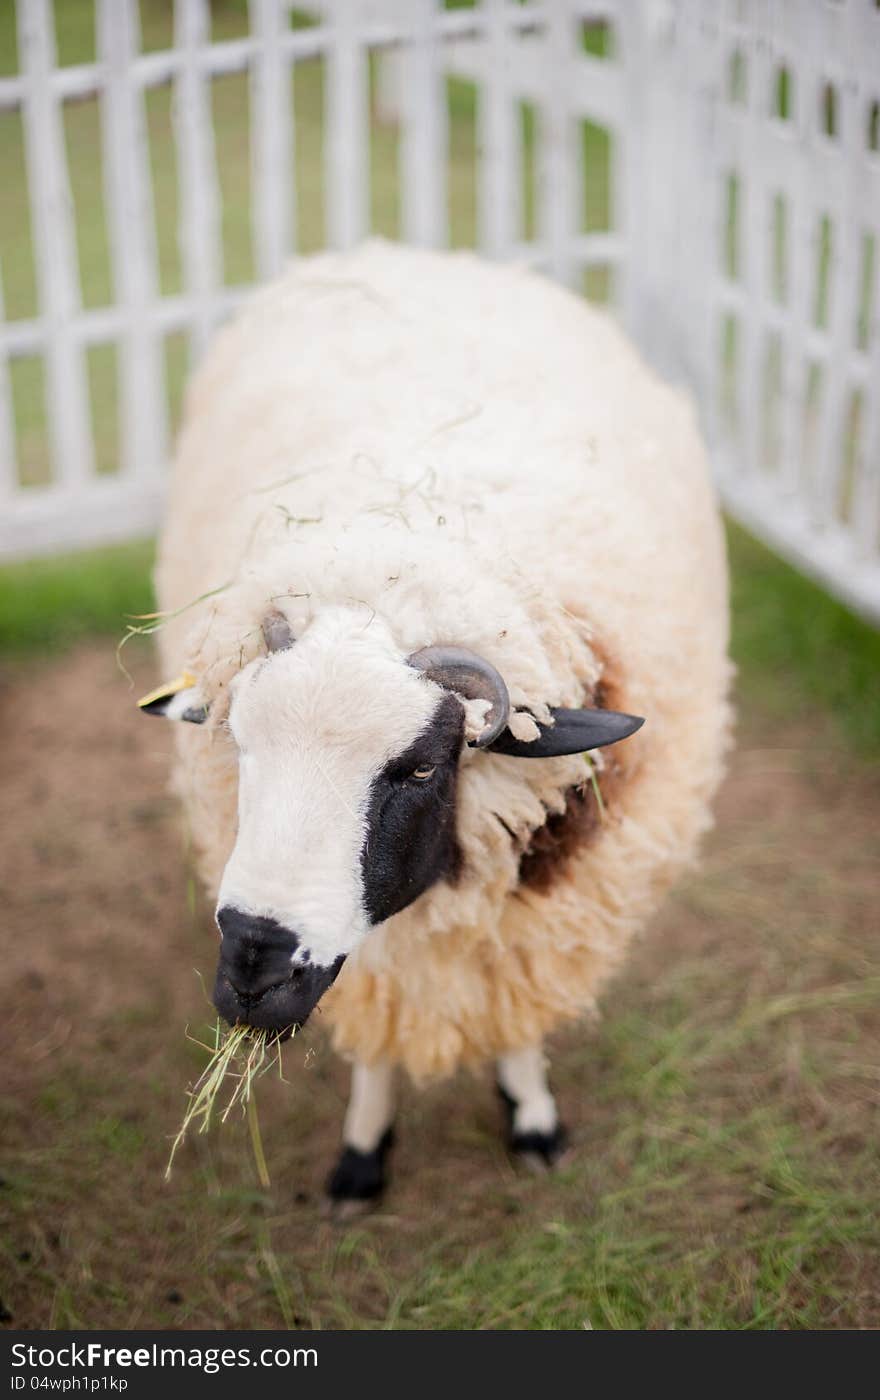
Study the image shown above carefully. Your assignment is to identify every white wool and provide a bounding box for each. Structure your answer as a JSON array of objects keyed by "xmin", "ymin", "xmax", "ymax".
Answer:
[
  {"xmin": 154, "ymin": 240, "xmax": 731, "ymax": 1079},
  {"xmin": 507, "ymin": 712, "xmax": 542, "ymax": 743},
  {"xmin": 461, "ymin": 697, "xmax": 492, "ymax": 741}
]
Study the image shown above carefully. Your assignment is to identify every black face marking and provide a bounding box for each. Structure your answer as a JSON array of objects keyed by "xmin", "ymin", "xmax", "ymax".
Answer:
[{"xmin": 360, "ymin": 694, "xmax": 464, "ymax": 926}]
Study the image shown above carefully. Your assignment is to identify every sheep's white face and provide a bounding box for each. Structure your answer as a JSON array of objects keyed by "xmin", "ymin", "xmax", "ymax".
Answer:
[
  {"xmin": 157, "ymin": 610, "xmax": 467, "ymax": 1035},
  {"xmin": 222, "ymin": 612, "xmax": 441, "ymax": 955},
  {"xmin": 139, "ymin": 605, "xmax": 644, "ymax": 1036},
  {"xmin": 214, "ymin": 610, "xmax": 464, "ymax": 1030}
]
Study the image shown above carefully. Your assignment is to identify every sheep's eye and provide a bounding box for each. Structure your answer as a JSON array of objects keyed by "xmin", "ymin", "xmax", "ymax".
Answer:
[{"xmin": 410, "ymin": 765, "xmax": 436, "ymax": 782}]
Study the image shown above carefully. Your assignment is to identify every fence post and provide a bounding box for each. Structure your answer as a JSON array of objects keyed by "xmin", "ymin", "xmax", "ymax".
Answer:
[
  {"xmin": 0, "ymin": 260, "xmax": 16, "ymax": 503},
  {"xmin": 676, "ymin": 1, "xmax": 724, "ymax": 416},
  {"xmin": 16, "ymin": 0, "xmax": 94, "ymax": 490},
  {"xmin": 249, "ymin": 0, "xmax": 295, "ymax": 279},
  {"xmin": 478, "ymin": 0, "xmax": 520, "ymax": 258},
  {"xmin": 174, "ymin": 0, "xmax": 224, "ymax": 359},
  {"xmin": 401, "ymin": 0, "xmax": 447, "ymax": 247},
  {"xmin": 538, "ymin": 0, "xmax": 579, "ymax": 286},
  {"xmin": 97, "ymin": 0, "xmax": 167, "ymax": 481},
  {"xmin": 812, "ymin": 1, "xmax": 869, "ymax": 532},
  {"xmin": 325, "ymin": 0, "xmax": 370, "ymax": 249}
]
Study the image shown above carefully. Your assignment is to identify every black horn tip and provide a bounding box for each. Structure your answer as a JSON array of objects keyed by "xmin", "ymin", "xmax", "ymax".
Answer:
[{"xmin": 487, "ymin": 706, "xmax": 645, "ymax": 759}]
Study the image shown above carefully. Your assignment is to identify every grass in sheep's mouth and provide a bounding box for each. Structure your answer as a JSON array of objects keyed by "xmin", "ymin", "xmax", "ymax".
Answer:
[{"xmin": 165, "ymin": 1021, "xmax": 289, "ymax": 1188}]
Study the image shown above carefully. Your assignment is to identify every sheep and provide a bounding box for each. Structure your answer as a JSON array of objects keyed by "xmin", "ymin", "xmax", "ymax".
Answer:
[{"xmin": 142, "ymin": 240, "xmax": 731, "ymax": 1207}]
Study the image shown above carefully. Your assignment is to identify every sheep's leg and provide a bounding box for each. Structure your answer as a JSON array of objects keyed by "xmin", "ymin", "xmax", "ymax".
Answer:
[
  {"xmin": 496, "ymin": 1045, "xmax": 570, "ymax": 1171},
  {"xmin": 325, "ymin": 1060, "xmax": 395, "ymax": 1214}
]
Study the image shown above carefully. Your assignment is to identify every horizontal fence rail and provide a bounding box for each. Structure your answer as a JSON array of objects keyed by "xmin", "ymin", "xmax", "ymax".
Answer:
[{"xmin": 0, "ymin": 0, "xmax": 878, "ymax": 622}]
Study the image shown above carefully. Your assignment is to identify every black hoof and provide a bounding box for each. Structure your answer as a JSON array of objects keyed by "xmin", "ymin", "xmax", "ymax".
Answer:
[
  {"xmin": 511, "ymin": 1122, "xmax": 570, "ymax": 1171},
  {"xmin": 325, "ymin": 1127, "xmax": 394, "ymax": 1208},
  {"xmin": 497, "ymin": 1084, "xmax": 570, "ymax": 1170}
]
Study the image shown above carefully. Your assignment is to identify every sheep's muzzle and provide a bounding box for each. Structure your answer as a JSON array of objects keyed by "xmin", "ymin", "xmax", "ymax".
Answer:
[{"xmin": 213, "ymin": 905, "xmax": 345, "ymax": 1034}]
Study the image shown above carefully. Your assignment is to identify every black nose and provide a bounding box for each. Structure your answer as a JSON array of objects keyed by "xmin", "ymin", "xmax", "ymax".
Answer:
[
  {"xmin": 216, "ymin": 906, "xmax": 300, "ymax": 1001},
  {"xmin": 214, "ymin": 905, "xmax": 345, "ymax": 1033}
]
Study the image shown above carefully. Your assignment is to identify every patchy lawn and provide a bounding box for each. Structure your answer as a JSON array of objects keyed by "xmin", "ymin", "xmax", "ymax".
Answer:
[{"xmin": 1, "ymin": 636, "xmax": 877, "ymax": 1330}]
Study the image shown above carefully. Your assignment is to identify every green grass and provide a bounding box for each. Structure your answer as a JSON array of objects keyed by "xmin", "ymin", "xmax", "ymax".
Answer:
[
  {"xmin": 0, "ymin": 538, "xmax": 154, "ymax": 653},
  {"xmin": 367, "ymin": 1134, "xmax": 877, "ymax": 1329},
  {"xmin": 728, "ymin": 522, "xmax": 880, "ymax": 756},
  {"xmin": 4, "ymin": 931, "xmax": 878, "ymax": 1329}
]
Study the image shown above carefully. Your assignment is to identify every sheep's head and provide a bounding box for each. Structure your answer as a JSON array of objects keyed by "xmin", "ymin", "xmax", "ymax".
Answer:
[{"xmin": 139, "ymin": 606, "xmax": 643, "ymax": 1037}]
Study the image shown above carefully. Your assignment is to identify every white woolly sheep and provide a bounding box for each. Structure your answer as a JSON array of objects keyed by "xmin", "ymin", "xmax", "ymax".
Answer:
[{"xmin": 142, "ymin": 240, "xmax": 731, "ymax": 1206}]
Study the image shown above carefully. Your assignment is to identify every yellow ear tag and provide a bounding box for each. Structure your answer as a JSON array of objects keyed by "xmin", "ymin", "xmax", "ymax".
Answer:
[{"xmin": 137, "ymin": 671, "xmax": 198, "ymax": 710}]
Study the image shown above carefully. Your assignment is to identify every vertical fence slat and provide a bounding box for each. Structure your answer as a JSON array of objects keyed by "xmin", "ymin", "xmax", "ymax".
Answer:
[
  {"xmin": 98, "ymin": 0, "xmax": 167, "ymax": 481},
  {"xmin": 16, "ymin": 0, "xmax": 94, "ymax": 489},
  {"xmin": 401, "ymin": 0, "xmax": 447, "ymax": 247},
  {"xmin": 538, "ymin": 0, "xmax": 578, "ymax": 285},
  {"xmin": 736, "ymin": 20, "xmax": 769, "ymax": 486},
  {"xmin": 852, "ymin": 53, "xmax": 880, "ymax": 564},
  {"xmin": 777, "ymin": 155, "xmax": 813, "ymax": 495},
  {"xmin": 812, "ymin": 6, "xmax": 868, "ymax": 531},
  {"xmin": 249, "ymin": 0, "xmax": 294, "ymax": 278},
  {"xmin": 0, "ymin": 261, "xmax": 16, "ymax": 501},
  {"xmin": 773, "ymin": 7, "xmax": 819, "ymax": 503},
  {"xmin": 617, "ymin": 0, "xmax": 653, "ymax": 352},
  {"xmin": 478, "ymin": 0, "xmax": 520, "ymax": 257},
  {"xmin": 622, "ymin": 0, "xmax": 700, "ymax": 384},
  {"xmin": 855, "ymin": 319, "xmax": 880, "ymax": 563},
  {"xmin": 325, "ymin": 0, "xmax": 369, "ymax": 249},
  {"xmin": 685, "ymin": 6, "xmax": 726, "ymax": 434},
  {"xmin": 174, "ymin": 0, "xmax": 224, "ymax": 357}
]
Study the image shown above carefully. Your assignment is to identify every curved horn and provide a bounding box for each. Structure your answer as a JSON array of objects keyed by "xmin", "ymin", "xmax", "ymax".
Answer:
[
  {"xmin": 407, "ymin": 645, "xmax": 510, "ymax": 748},
  {"xmin": 262, "ymin": 609, "xmax": 295, "ymax": 653}
]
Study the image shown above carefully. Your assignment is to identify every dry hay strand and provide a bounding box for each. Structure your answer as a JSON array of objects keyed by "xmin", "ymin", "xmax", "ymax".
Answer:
[{"xmin": 166, "ymin": 1020, "xmax": 290, "ymax": 1187}]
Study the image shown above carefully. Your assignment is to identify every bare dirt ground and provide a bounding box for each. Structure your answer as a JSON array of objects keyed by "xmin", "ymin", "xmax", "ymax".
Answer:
[{"xmin": 1, "ymin": 640, "xmax": 878, "ymax": 1329}]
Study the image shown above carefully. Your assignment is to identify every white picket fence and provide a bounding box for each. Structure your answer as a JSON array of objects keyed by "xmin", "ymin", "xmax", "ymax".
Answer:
[{"xmin": 0, "ymin": 1, "xmax": 878, "ymax": 621}]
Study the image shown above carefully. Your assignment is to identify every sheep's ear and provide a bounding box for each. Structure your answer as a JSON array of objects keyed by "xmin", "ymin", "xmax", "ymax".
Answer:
[
  {"xmin": 137, "ymin": 673, "xmax": 209, "ymax": 724},
  {"xmin": 488, "ymin": 706, "xmax": 643, "ymax": 758}
]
